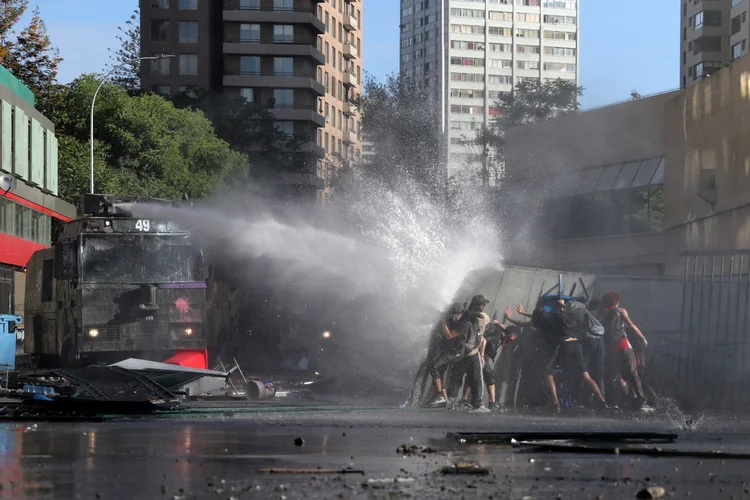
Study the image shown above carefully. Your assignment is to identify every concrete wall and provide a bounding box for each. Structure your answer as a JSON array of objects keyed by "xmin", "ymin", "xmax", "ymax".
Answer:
[
  {"xmin": 663, "ymin": 55, "xmax": 750, "ymax": 274},
  {"xmin": 504, "ymin": 91, "xmax": 679, "ymax": 181}
]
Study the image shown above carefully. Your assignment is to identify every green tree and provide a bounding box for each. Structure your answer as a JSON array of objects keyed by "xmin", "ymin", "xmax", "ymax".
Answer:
[
  {"xmin": 51, "ymin": 75, "xmax": 248, "ymax": 204},
  {"xmin": 107, "ymin": 10, "xmax": 141, "ymax": 94},
  {"xmin": 351, "ymin": 72, "xmax": 445, "ymax": 203},
  {"xmin": 455, "ymin": 78, "xmax": 583, "ymax": 190},
  {"xmin": 0, "ymin": 0, "xmax": 28, "ymax": 64},
  {"xmin": 495, "ymin": 78, "xmax": 582, "ymax": 130},
  {"xmin": 7, "ymin": 7, "xmax": 61, "ymax": 112},
  {"xmin": 172, "ymin": 88, "xmax": 321, "ymax": 182},
  {"xmin": 455, "ymin": 124, "xmax": 506, "ymax": 188}
]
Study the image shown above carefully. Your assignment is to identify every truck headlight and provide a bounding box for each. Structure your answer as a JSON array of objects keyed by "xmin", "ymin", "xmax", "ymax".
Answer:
[
  {"xmin": 88, "ymin": 329, "xmax": 99, "ymax": 338},
  {"xmin": 185, "ymin": 328, "xmax": 193, "ymax": 336}
]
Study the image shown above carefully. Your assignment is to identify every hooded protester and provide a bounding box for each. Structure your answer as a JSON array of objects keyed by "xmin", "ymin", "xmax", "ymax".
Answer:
[{"xmin": 446, "ymin": 295, "xmax": 492, "ymax": 413}]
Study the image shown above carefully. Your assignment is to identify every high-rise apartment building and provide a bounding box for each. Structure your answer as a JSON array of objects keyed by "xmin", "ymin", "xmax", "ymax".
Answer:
[
  {"xmin": 399, "ymin": 0, "xmax": 579, "ymax": 175},
  {"xmin": 140, "ymin": 0, "xmax": 363, "ymax": 184},
  {"xmin": 680, "ymin": 1, "xmax": 750, "ymax": 89}
]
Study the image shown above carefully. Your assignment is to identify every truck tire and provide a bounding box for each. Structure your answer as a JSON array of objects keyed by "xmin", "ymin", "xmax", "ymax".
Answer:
[{"xmin": 60, "ymin": 337, "xmax": 78, "ymax": 369}]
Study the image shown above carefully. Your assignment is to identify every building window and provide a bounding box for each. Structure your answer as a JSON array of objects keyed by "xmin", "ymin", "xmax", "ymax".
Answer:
[
  {"xmin": 241, "ymin": 88, "xmax": 254, "ymax": 102},
  {"xmin": 733, "ymin": 42, "xmax": 742, "ymax": 60},
  {"xmin": 151, "ymin": 0, "xmax": 170, "ymax": 8},
  {"xmin": 152, "ymin": 85, "xmax": 171, "ymax": 95},
  {"xmin": 178, "ymin": 54, "xmax": 198, "ymax": 75},
  {"xmin": 240, "ymin": 0, "xmax": 260, "ymax": 8},
  {"xmin": 273, "ymin": 89, "xmax": 294, "ymax": 108},
  {"xmin": 151, "ymin": 54, "xmax": 171, "ymax": 75},
  {"xmin": 179, "ymin": 21, "xmax": 198, "ymax": 43},
  {"xmin": 150, "ymin": 20, "xmax": 170, "ymax": 42},
  {"xmin": 273, "ymin": 25, "xmax": 294, "ymax": 43},
  {"xmin": 240, "ymin": 56, "xmax": 260, "ymax": 75},
  {"xmin": 273, "ymin": 0, "xmax": 293, "ymax": 10},
  {"xmin": 179, "ymin": 0, "xmax": 198, "ymax": 10},
  {"xmin": 273, "ymin": 57, "xmax": 293, "ymax": 76},
  {"xmin": 240, "ymin": 23, "xmax": 260, "ymax": 42},
  {"xmin": 275, "ymin": 121, "xmax": 294, "ymax": 136}
]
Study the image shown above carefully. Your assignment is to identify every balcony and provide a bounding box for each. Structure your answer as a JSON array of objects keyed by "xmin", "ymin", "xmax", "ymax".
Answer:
[
  {"xmin": 343, "ymin": 14, "xmax": 359, "ymax": 31},
  {"xmin": 342, "ymin": 100, "xmax": 357, "ymax": 116},
  {"xmin": 342, "ymin": 129, "xmax": 357, "ymax": 144},
  {"xmin": 223, "ymin": 3, "xmax": 325, "ymax": 33},
  {"xmin": 223, "ymin": 40, "xmax": 326, "ymax": 65},
  {"xmin": 342, "ymin": 71, "xmax": 357, "ymax": 87},
  {"xmin": 224, "ymin": 72, "xmax": 325, "ymax": 96},
  {"xmin": 270, "ymin": 107, "xmax": 326, "ymax": 127},
  {"xmin": 342, "ymin": 42, "xmax": 357, "ymax": 59}
]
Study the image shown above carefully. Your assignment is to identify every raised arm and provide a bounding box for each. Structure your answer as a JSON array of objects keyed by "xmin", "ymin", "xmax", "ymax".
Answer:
[
  {"xmin": 505, "ymin": 305, "xmax": 532, "ymax": 328},
  {"xmin": 620, "ymin": 308, "xmax": 647, "ymax": 347},
  {"xmin": 516, "ymin": 302, "xmax": 532, "ymax": 318}
]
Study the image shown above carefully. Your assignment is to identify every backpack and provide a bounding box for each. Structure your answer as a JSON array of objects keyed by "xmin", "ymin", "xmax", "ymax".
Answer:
[
  {"xmin": 565, "ymin": 302, "xmax": 604, "ymax": 340},
  {"xmin": 483, "ymin": 323, "xmax": 504, "ymax": 360},
  {"xmin": 600, "ymin": 308, "xmax": 627, "ymax": 346}
]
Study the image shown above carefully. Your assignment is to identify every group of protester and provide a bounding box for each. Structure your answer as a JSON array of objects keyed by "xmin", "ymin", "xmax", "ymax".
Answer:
[{"xmin": 421, "ymin": 291, "xmax": 651, "ymax": 413}]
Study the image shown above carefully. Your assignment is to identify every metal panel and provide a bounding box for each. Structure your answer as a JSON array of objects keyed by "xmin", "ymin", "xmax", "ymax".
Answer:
[
  {"xmin": 575, "ymin": 167, "xmax": 603, "ymax": 195},
  {"xmin": 49, "ymin": 134, "xmax": 58, "ymax": 195},
  {"xmin": 594, "ymin": 164, "xmax": 623, "ymax": 192},
  {"xmin": 30, "ymin": 118, "xmax": 44, "ymax": 186},
  {"xmin": 655, "ymin": 250, "xmax": 750, "ymax": 412},
  {"xmin": 632, "ymin": 157, "xmax": 661, "ymax": 187},
  {"xmin": 549, "ymin": 170, "xmax": 585, "ymax": 197},
  {"xmin": 13, "ymin": 107, "xmax": 28, "ymax": 180},
  {"xmin": 650, "ymin": 157, "xmax": 665, "ymax": 185},
  {"xmin": 0, "ymin": 101, "xmax": 11, "ymax": 174},
  {"xmin": 612, "ymin": 161, "xmax": 640, "ymax": 190}
]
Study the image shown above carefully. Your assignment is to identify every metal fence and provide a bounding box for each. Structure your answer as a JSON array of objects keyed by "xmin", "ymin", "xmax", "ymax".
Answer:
[{"xmin": 649, "ymin": 250, "xmax": 750, "ymax": 412}]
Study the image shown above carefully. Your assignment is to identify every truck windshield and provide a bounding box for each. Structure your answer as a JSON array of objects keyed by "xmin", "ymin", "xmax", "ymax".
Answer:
[{"xmin": 81, "ymin": 234, "xmax": 202, "ymax": 284}]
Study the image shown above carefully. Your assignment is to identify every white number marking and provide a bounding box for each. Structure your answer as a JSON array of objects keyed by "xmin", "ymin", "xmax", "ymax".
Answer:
[{"xmin": 135, "ymin": 220, "xmax": 151, "ymax": 232}]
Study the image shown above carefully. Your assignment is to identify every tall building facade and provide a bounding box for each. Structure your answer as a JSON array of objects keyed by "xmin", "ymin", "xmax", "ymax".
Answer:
[
  {"xmin": 398, "ymin": 0, "xmax": 579, "ymax": 175},
  {"xmin": 140, "ymin": 0, "xmax": 363, "ymax": 184},
  {"xmin": 680, "ymin": 1, "xmax": 750, "ymax": 89},
  {"xmin": 0, "ymin": 65, "xmax": 77, "ymax": 318}
]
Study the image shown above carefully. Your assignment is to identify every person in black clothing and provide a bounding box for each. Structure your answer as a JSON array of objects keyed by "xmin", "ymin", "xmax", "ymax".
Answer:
[
  {"xmin": 446, "ymin": 295, "xmax": 492, "ymax": 412},
  {"xmin": 506, "ymin": 302, "xmax": 607, "ymax": 411},
  {"xmin": 425, "ymin": 303, "xmax": 467, "ymax": 405}
]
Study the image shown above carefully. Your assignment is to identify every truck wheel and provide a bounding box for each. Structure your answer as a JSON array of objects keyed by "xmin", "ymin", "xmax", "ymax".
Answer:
[{"xmin": 60, "ymin": 338, "xmax": 78, "ymax": 369}]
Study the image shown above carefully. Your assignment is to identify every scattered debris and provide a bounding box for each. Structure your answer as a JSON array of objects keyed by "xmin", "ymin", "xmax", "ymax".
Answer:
[
  {"xmin": 294, "ymin": 437, "xmax": 305, "ymax": 447},
  {"xmin": 446, "ymin": 431, "xmax": 678, "ymax": 445},
  {"xmin": 438, "ymin": 462, "xmax": 490, "ymax": 475},
  {"xmin": 396, "ymin": 444, "xmax": 437, "ymax": 456},
  {"xmin": 636, "ymin": 486, "xmax": 666, "ymax": 499},
  {"xmin": 258, "ymin": 468, "xmax": 364, "ymax": 475},
  {"xmin": 519, "ymin": 441, "xmax": 750, "ymax": 460}
]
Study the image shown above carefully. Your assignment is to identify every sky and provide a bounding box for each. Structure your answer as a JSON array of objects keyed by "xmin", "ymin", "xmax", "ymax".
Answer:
[{"xmin": 20, "ymin": 0, "xmax": 679, "ymax": 109}]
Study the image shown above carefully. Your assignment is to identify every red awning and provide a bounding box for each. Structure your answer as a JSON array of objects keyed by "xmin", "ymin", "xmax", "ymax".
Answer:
[{"xmin": 0, "ymin": 233, "xmax": 46, "ymax": 267}]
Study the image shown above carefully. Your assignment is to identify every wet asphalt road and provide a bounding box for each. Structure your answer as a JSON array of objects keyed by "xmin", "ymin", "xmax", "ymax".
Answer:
[{"xmin": 0, "ymin": 406, "xmax": 749, "ymax": 499}]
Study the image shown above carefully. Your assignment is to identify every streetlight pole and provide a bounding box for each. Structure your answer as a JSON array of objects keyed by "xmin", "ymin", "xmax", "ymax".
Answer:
[{"xmin": 90, "ymin": 54, "xmax": 175, "ymax": 194}]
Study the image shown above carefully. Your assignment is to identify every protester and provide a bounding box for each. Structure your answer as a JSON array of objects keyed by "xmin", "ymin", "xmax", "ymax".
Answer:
[
  {"xmin": 426, "ymin": 303, "xmax": 467, "ymax": 406},
  {"xmin": 506, "ymin": 301, "xmax": 607, "ymax": 412},
  {"xmin": 597, "ymin": 291, "xmax": 649, "ymax": 410}
]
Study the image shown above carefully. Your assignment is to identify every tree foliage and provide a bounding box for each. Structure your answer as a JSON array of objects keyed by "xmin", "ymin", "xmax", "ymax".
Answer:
[
  {"xmin": 0, "ymin": 3, "xmax": 61, "ymax": 115},
  {"xmin": 0, "ymin": 0, "xmax": 28, "ymax": 64},
  {"xmin": 454, "ymin": 78, "xmax": 583, "ymax": 189},
  {"xmin": 172, "ymin": 88, "xmax": 321, "ymax": 182},
  {"xmin": 107, "ymin": 10, "xmax": 141, "ymax": 94},
  {"xmin": 494, "ymin": 78, "xmax": 582, "ymax": 130},
  {"xmin": 49, "ymin": 75, "xmax": 249, "ymax": 205},
  {"xmin": 350, "ymin": 73, "xmax": 444, "ymax": 202}
]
